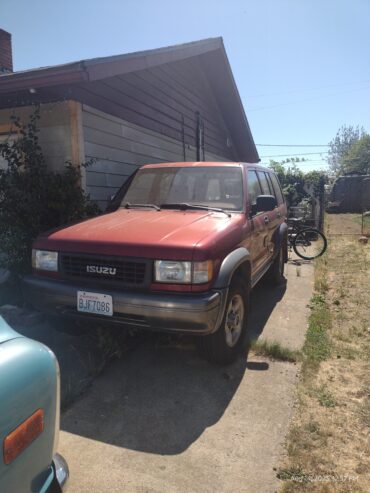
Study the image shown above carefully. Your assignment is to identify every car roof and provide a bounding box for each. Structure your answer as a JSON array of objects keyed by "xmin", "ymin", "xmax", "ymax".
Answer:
[{"xmin": 141, "ymin": 162, "xmax": 274, "ymax": 172}]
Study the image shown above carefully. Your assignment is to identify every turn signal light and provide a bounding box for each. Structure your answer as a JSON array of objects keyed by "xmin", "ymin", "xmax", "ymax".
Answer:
[{"xmin": 3, "ymin": 409, "xmax": 44, "ymax": 465}]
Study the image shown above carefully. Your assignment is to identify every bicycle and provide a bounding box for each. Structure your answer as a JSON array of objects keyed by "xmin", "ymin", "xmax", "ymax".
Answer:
[{"xmin": 287, "ymin": 217, "xmax": 327, "ymax": 260}]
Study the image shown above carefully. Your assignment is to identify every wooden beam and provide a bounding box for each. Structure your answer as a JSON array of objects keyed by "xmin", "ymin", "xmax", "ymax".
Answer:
[
  {"xmin": 68, "ymin": 100, "xmax": 86, "ymax": 190},
  {"xmin": 0, "ymin": 122, "xmax": 16, "ymax": 135}
]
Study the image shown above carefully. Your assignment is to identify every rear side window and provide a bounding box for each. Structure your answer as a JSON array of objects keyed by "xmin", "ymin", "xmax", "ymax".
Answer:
[
  {"xmin": 269, "ymin": 173, "xmax": 284, "ymax": 205},
  {"xmin": 257, "ymin": 171, "xmax": 271, "ymax": 195},
  {"xmin": 247, "ymin": 170, "xmax": 262, "ymax": 205}
]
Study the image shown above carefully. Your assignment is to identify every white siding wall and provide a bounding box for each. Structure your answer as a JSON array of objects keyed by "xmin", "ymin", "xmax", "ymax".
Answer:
[
  {"xmin": 82, "ymin": 104, "xmax": 229, "ymax": 209},
  {"xmin": 0, "ymin": 101, "xmax": 230, "ymax": 211},
  {"xmin": 0, "ymin": 101, "xmax": 231, "ymax": 209}
]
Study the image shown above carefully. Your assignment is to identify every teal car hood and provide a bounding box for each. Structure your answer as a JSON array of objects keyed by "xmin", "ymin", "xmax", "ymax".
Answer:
[
  {"xmin": 0, "ymin": 316, "xmax": 59, "ymax": 493},
  {"xmin": 0, "ymin": 315, "xmax": 22, "ymax": 344}
]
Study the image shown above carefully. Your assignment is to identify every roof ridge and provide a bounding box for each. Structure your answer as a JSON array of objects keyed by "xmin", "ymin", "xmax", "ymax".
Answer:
[{"xmin": 0, "ymin": 37, "xmax": 223, "ymax": 78}]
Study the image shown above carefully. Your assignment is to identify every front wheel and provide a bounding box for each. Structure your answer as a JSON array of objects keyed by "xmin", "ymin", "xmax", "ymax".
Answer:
[
  {"xmin": 265, "ymin": 246, "xmax": 285, "ymax": 285},
  {"xmin": 198, "ymin": 279, "xmax": 249, "ymax": 365},
  {"xmin": 293, "ymin": 228, "xmax": 327, "ymax": 260}
]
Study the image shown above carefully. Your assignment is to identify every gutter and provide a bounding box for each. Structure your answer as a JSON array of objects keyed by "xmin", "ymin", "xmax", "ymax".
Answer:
[{"xmin": 0, "ymin": 61, "xmax": 90, "ymax": 93}]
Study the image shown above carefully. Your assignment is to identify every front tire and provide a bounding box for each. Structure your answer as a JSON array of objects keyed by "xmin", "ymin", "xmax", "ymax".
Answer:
[
  {"xmin": 198, "ymin": 279, "xmax": 249, "ymax": 365},
  {"xmin": 265, "ymin": 246, "xmax": 285, "ymax": 285}
]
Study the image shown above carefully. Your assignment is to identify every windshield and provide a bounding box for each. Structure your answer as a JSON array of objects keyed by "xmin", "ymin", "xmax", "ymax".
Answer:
[{"xmin": 121, "ymin": 166, "xmax": 244, "ymax": 211}]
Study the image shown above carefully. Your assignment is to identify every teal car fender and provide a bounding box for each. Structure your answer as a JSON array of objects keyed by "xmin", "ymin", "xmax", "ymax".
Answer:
[{"xmin": 0, "ymin": 316, "xmax": 68, "ymax": 492}]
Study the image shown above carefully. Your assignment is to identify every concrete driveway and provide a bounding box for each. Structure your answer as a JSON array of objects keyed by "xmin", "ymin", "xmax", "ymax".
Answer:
[{"xmin": 59, "ymin": 259, "xmax": 313, "ymax": 493}]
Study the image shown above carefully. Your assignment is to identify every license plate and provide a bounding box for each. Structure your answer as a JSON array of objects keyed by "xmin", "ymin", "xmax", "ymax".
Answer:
[{"xmin": 77, "ymin": 291, "xmax": 113, "ymax": 317}]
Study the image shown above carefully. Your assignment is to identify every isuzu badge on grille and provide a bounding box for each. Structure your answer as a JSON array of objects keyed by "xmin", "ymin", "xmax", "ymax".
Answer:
[{"xmin": 86, "ymin": 266, "xmax": 117, "ymax": 275}]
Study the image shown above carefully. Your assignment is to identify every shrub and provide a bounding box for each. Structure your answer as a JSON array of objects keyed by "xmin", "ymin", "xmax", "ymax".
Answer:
[
  {"xmin": 269, "ymin": 160, "xmax": 326, "ymax": 206},
  {"xmin": 0, "ymin": 106, "xmax": 99, "ymax": 276}
]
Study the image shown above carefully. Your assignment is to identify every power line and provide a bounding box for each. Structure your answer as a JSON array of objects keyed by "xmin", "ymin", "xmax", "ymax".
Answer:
[
  {"xmin": 246, "ymin": 79, "xmax": 370, "ymax": 99},
  {"xmin": 256, "ymin": 143, "xmax": 329, "ymax": 147},
  {"xmin": 262, "ymin": 162, "xmax": 328, "ymax": 166},
  {"xmin": 260, "ymin": 152, "xmax": 329, "ymax": 158},
  {"xmin": 261, "ymin": 163, "xmax": 329, "ymax": 168},
  {"xmin": 247, "ymin": 84, "xmax": 370, "ymax": 112}
]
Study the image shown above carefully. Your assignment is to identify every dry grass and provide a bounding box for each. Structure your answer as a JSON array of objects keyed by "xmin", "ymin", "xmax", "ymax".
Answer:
[{"xmin": 279, "ymin": 215, "xmax": 370, "ymax": 492}]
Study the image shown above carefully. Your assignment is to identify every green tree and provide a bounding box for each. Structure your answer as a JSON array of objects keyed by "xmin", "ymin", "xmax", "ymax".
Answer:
[
  {"xmin": 0, "ymin": 106, "xmax": 99, "ymax": 275},
  {"xmin": 269, "ymin": 160, "xmax": 327, "ymax": 205},
  {"xmin": 342, "ymin": 134, "xmax": 370, "ymax": 175},
  {"xmin": 269, "ymin": 159, "xmax": 305, "ymax": 204},
  {"xmin": 327, "ymin": 125, "xmax": 366, "ymax": 175},
  {"xmin": 268, "ymin": 160, "xmax": 286, "ymax": 184}
]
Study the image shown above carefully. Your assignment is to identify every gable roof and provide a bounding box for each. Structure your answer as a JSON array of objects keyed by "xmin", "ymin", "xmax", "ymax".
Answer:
[{"xmin": 0, "ymin": 37, "xmax": 259, "ymax": 162}]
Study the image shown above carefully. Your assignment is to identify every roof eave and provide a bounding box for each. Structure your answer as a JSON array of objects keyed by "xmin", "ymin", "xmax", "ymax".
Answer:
[
  {"xmin": 0, "ymin": 63, "xmax": 88, "ymax": 93},
  {"xmin": 218, "ymin": 42, "xmax": 259, "ymax": 162},
  {"xmin": 0, "ymin": 37, "xmax": 224, "ymax": 94}
]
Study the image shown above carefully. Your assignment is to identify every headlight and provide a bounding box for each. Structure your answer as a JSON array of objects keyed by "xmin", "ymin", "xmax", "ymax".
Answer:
[
  {"xmin": 155, "ymin": 260, "xmax": 191, "ymax": 283},
  {"xmin": 154, "ymin": 260, "xmax": 213, "ymax": 284},
  {"xmin": 32, "ymin": 249, "xmax": 58, "ymax": 271}
]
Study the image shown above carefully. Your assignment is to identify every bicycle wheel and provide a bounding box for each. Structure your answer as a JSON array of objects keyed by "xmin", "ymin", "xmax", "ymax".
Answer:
[{"xmin": 293, "ymin": 228, "xmax": 327, "ymax": 260}]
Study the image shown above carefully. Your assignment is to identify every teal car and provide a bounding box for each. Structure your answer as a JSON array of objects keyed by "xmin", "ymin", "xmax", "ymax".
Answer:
[{"xmin": 0, "ymin": 316, "xmax": 69, "ymax": 492}]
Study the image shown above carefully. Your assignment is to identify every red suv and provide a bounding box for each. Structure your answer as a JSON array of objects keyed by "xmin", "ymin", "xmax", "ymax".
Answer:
[{"xmin": 23, "ymin": 162, "xmax": 287, "ymax": 364}]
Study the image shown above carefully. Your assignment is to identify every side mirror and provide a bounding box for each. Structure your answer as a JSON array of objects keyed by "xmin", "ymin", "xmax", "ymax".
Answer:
[{"xmin": 255, "ymin": 195, "xmax": 277, "ymax": 212}]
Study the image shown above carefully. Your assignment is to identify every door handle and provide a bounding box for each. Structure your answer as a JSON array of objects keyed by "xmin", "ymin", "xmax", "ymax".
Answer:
[{"xmin": 264, "ymin": 216, "xmax": 269, "ymax": 224}]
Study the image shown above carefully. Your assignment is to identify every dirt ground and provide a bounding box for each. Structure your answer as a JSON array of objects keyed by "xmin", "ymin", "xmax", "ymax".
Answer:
[
  {"xmin": 326, "ymin": 212, "xmax": 363, "ymax": 235},
  {"xmin": 58, "ymin": 258, "xmax": 313, "ymax": 493},
  {"xmin": 279, "ymin": 214, "xmax": 370, "ymax": 492}
]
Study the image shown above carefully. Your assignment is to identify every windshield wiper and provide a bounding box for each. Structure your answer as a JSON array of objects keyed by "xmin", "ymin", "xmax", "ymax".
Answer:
[
  {"xmin": 160, "ymin": 202, "xmax": 231, "ymax": 217},
  {"xmin": 123, "ymin": 202, "xmax": 160, "ymax": 211}
]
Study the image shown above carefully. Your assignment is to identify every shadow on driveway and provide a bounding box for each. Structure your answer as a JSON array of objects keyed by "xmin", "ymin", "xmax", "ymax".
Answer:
[
  {"xmin": 61, "ymin": 338, "xmax": 250, "ymax": 455},
  {"xmin": 248, "ymin": 277, "xmax": 287, "ymax": 341},
  {"xmin": 60, "ymin": 280, "xmax": 287, "ymax": 455}
]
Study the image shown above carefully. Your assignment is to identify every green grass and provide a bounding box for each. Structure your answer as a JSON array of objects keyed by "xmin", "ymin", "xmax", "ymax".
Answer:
[
  {"xmin": 352, "ymin": 213, "xmax": 365, "ymax": 227},
  {"xmin": 314, "ymin": 384, "xmax": 336, "ymax": 408},
  {"xmin": 250, "ymin": 339, "xmax": 301, "ymax": 362},
  {"xmin": 302, "ymin": 303, "xmax": 331, "ymax": 367}
]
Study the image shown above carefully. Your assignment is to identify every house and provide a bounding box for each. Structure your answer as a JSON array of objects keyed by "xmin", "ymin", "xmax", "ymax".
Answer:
[{"xmin": 0, "ymin": 29, "xmax": 259, "ymax": 209}]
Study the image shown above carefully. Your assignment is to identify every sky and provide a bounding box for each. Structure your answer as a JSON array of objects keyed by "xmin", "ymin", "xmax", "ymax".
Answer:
[{"xmin": 2, "ymin": 0, "xmax": 370, "ymax": 172}]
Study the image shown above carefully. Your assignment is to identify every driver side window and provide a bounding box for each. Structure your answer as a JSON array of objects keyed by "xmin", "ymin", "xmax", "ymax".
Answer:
[
  {"xmin": 256, "ymin": 171, "xmax": 271, "ymax": 195},
  {"xmin": 247, "ymin": 170, "xmax": 262, "ymax": 214}
]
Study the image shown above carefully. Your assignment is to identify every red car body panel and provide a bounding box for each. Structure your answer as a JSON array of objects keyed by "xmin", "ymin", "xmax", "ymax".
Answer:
[
  {"xmin": 24, "ymin": 162, "xmax": 287, "ymax": 340},
  {"xmin": 34, "ymin": 209, "xmax": 245, "ymax": 262}
]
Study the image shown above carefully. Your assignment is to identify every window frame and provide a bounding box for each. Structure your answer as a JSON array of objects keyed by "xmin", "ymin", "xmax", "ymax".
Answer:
[
  {"xmin": 246, "ymin": 169, "xmax": 262, "ymax": 204},
  {"xmin": 268, "ymin": 172, "xmax": 285, "ymax": 205},
  {"xmin": 265, "ymin": 172, "xmax": 276, "ymax": 197},
  {"xmin": 256, "ymin": 170, "xmax": 272, "ymax": 196}
]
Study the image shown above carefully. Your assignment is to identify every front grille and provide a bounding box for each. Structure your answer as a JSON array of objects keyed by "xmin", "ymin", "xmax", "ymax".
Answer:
[{"xmin": 60, "ymin": 253, "xmax": 149, "ymax": 286}]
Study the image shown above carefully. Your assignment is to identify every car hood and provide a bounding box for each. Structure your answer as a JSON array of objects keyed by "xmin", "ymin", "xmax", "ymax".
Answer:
[
  {"xmin": 0, "ymin": 316, "xmax": 21, "ymax": 345},
  {"xmin": 34, "ymin": 209, "xmax": 244, "ymax": 260}
]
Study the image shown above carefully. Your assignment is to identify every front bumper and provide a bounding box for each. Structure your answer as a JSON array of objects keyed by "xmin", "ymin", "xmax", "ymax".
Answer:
[
  {"xmin": 47, "ymin": 453, "xmax": 69, "ymax": 492},
  {"xmin": 22, "ymin": 276, "xmax": 226, "ymax": 335},
  {"xmin": 53, "ymin": 454, "xmax": 69, "ymax": 491}
]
